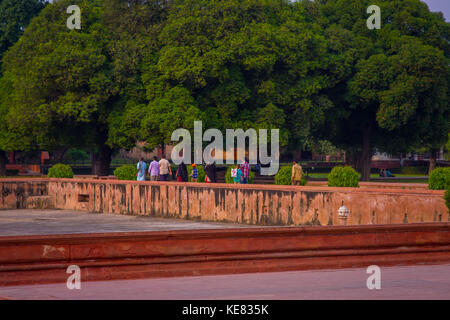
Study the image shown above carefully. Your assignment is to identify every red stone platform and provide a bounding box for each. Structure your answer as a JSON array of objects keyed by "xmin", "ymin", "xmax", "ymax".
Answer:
[{"xmin": 0, "ymin": 223, "xmax": 449, "ymax": 286}]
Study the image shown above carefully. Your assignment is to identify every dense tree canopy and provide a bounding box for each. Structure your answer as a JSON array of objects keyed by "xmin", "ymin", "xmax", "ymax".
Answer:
[
  {"xmin": 0, "ymin": 0, "xmax": 46, "ymax": 174},
  {"xmin": 308, "ymin": 0, "xmax": 450, "ymax": 179},
  {"xmin": 0, "ymin": 0, "xmax": 448, "ymax": 178},
  {"xmin": 0, "ymin": 0, "xmax": 46, "ymax": 70},
  {"xmin": 112, "ymin": 0, "xmax": 339, "ymax": 155}
]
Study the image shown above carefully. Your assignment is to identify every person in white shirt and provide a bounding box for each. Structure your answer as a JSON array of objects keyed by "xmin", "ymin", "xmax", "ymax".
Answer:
[{"xmin": 159, "ymin": 155, "xmax": 172, "ymax": 181}]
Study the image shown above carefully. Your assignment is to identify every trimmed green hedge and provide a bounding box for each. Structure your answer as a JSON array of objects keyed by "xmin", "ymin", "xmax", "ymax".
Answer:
[
  {"xmin": 48, "ymin": 164, "xmax": 74, "ymax": 179},
  {"xmin": 275, "ymin": 166, "xmax": 307, "ymax": 186},
  {"xmin": 429, "ymin": 167, "xmax": 450, "ymax": 190},
  {"xmin": 114, "ymin": 165, "xmax": 137, "ymax": 181},
  {"xmin": 187, "ymin": 165, "xmax": 206, "ymax": 182},
  {"xmin": 225, "ymin": 166, "xmax": 255, "ymax": 184},
  {"xmin": 328, "ymin": 166, "xmax": 360, "ymax": 187}
]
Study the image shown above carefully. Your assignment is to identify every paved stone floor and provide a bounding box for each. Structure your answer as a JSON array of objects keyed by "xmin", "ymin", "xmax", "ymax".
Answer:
[
  {"xmin": 0, "ymin": 264, "xmax": 449, "ymax": 300},
  {"xmin": 0, "ymin": 209, "xmax": 254, "ymax": 236}
]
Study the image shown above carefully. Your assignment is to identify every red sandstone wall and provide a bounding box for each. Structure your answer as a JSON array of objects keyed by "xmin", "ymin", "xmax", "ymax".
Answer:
[
  {"xmin": 1, "ymin": 224, "xmax": 449, "ymax": 286},
  {"xmin": 47, "ymin": 180, "xmax": 449, "ymax": 226},
  {"xmin": 0, "ymin": 181, "xmax": 48, "ymax": 209},
  {"xmin": 0, "ymin": 179, "xmax": 448, "ymax": 226}
]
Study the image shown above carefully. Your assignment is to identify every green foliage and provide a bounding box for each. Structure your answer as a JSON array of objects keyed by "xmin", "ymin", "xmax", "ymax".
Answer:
[
  {"xmin": 275, "ymin": 166, "xmax": 307, "ymax": 186},
  {"xmin": 187, "ymin": 165, "xmax": 205, "ymax": 183},
  {"xmin": 429, "ymin": 167, "xmax": 450, "ymax": 190},
  {"xmin": 446, "ymin": 133, "xmax": 450, "ymax": 153},
  {"xmin": 0, "ymin": 0, "xmax": 449, "ymax": 180},
  {"xmin": 65, "ymin": 149, "xmax": 89, "ymax": 162},
  {"xmin": 113, "ymin": 165, "xmax": 137, "ymax": 181},
  {"xmin": 401, "ymin": 167, "xmax": 428, "ymax": 175},
  {"xmin": 135, "ymin": 0, "xmax": 333, "ymax": 150},
  {"xmin": 328, "ymin": 166, "xmax": 360, "ymax": 188},
  {"xmin": 0, "ymin": 0, "xmax": 46, "ymax": 69},
  {"xmin": 2, "ymin": 0, "xmax": 116, "ymax": 154},
  {"xmin": 310, "ymin": 140, "xmax": 340, "ymax": 157},
  {"xmin": 225, "ymin": 166, "xmax": 255, "ymax": 184},
  {"xmin": 47, "ymin": 163, "xmax": 74, "ymax": 179},
  {"xmin": 314, "ymin": 0, "xmax": 450, "ymax": 180},
  {"xmin": 139, "ymin": 86, "xmax": 205, "ymax": 150}
]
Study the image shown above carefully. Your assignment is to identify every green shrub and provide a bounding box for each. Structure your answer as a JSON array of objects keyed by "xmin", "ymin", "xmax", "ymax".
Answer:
[
  {"xmin": 275, "ymin": 166, "xmax": 307, "ymax": 186},
  {"xmin": 429, "ymin": 167, "xmax": 450, "ymax": 190},
  {"xmin": 114, "ymin": 165, "xmax": 137, "ymax": 181},
  {"xmin": 328, "ymin": 166, "xmax": 360, "ymax": 187},
  {"xmin": 401, "ymin": 166, "xmax": 428, "ymax": 175},
  {"xmin": 225, "ymin": 166, "xmax": 255, "ymax": 184},
  {"xmin": 65, "ymin": 149, "xmax": 89, "ymax": 162},
  {"xmin": 445, "ymin": 188, "xmax": 450, "ymax": 212},
  {"xmin": 187, "ymin": 165, "xmax": 206, "ymax": 182},
  {"xmin": 48, "ymin": 164, "xmax": 74, "ymax": 179}
]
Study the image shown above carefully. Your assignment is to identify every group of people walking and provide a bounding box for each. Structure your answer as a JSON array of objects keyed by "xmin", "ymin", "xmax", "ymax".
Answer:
[
  {"xmin": 136, "ymin": 157, "xmax": 305, "ymax": 185},
  {"xmin": 230, "ymin": 159, "xmax": 251, "ymax": 184},
  {"xmin": 136, "ymin": 156, "xmax": 252, "ymax": 184},
  {"xmin": 137, "ymin": 156, "xmax": 173, "ymax": 182}
]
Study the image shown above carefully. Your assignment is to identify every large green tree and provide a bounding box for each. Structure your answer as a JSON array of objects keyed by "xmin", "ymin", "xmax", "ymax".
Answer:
[
  {"xmin": 0, "ymin": 0, "xmax": 46, "ymax": 68},
  {"xmin": 103, "ymin": 0, "xmax": 171, "ymax": 153},
  {"xmin": 309, "ymin": 0, "xmax": 450, "ymax": 180},
  {"xmin": 2, "ymin": 0, "xmax": 120, "ymax": 175},
  {"xmin": 114, "ymin": 0, "xmax": 339, "ymax": 159},
  {"xmin": 0, "ymin": 0, "xmax": 46, "ymax": 175}
]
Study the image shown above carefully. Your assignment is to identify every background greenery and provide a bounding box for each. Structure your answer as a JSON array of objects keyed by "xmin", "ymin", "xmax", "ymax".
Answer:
[
  {"xmin": 0, "ymin": 0, "xmax": 448, "ymax": 180},
  {"xmin": 429, "ymin": 167, "xmax": 450, "ymax": 190},
  {"xmin": 275, "ymin": 166, "xmax": 307, "ymax": 186},
  {"xmin": 187, "ymin": 165, "xmax": 206, "ymax": 182},
  {"xmin": 225, "ymin": 166, "xmax": 255, "ymax": 184},
  {"xmin": 113, "ymin": 165, "xmax": 137, "ymax": 181},
  {"xmin": 47, "ymin": 163, "xmax": 74, "ymax": 178},
  {"xmin": 327, "ymin": 166, "xmax": 360, "ymax": 188}
]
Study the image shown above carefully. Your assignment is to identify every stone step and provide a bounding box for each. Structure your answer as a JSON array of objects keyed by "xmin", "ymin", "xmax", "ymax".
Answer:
[{"xmin": 0, "ymin": 223, "xmax": 448, "ymax": 286}]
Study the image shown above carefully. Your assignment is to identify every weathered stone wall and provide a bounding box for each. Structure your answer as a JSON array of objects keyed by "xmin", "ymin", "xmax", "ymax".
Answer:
[
  {"xmin": 0, "ymin": 180, "xmax": 48, "ymax": 209},
  {"xmin": 0, "ymin": 179, "xmax": 448, "ymax": 225}
]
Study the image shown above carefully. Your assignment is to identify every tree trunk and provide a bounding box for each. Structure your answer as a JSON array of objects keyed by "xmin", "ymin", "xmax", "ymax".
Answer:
[
  {"xmin": 428, "ymin": 148, "xmax": 438, "ymax": 175},
  {"xmin": 359, "ymin": 126, "xmax": 372, "ymax": 181},
  {"xmin": 92, "ymin": 144, "xmax": 112, "ymax": 176},
  {"xmin": 0, "ymin": 151, "xmax": 7, "ymax": 176},
  {"xmin": 345, "ymin": 149, "xmax": 357, "ymax": 168},
  {"xmin": 161, "ymin": 142, "xmax": 166, "ymax": 159},
  {"xmin": 346, "ymin": 127, "xmax": 372, "ymax": 181}
]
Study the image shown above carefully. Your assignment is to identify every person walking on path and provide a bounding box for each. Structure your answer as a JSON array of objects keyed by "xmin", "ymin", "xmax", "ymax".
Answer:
[
  {"xmin": 176, "ymin": 162, "xmax": 188, "ymax": 182},
  {"xmin": 190, "ymin": 164, "xmax": 198, "ymax": 182},
  {"xmin": 240, "ymin": 158, "xmax": 250, "ymax": 184},
  {"xmin": 232, "ymin": 164, "xmax": 243, "ymax": 184},
  {"xmin": 159, "ymin": 155, "xmax": 172, "ymax": 181},
  {"xmin": 148, "ymin": 156, "xmax": 160, "ymax": 181},
  {"xmin": 205, "ymin": 162, "xmax": 217, "ymax": 183},
  {"xmin": 136, "ymin": 158, "xmax": 147, "ymax": 182},
  {"xmin": 291, "ymin": 160, "xmax": 303, "ymax": 186}
]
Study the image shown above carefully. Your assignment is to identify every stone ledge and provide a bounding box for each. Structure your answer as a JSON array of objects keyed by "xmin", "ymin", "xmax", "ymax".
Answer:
[
  {"xmin": 0, "ymin": 223, "xmax": 448, "ymax": 286},
  {"xmin": 0, "ymin": 177, "xmax": 444, "ymax": 195}
]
